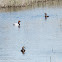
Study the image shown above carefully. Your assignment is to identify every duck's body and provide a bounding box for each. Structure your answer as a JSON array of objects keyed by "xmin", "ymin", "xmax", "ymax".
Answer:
[
  {"xmin": 13, "ymin": 23, "xmax": 20, "ymax": 26},
  {"xmin": 21, "ymin": 49, "xmax": 25, "ymax": 54},
  {"xmin": 13, "ymin": 21, "xmax": 21, "ymax": 26},
  {"xmin": 45, "ymin": 16, "xmax": 49, "ymax": 17}
]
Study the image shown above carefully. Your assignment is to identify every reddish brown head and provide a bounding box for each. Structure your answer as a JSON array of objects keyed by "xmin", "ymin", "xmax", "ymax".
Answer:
[
  {"xmin": 18, "ymin": 21, "xmax": 21, "ymax": 22},
  {"xmin": 18, "ymin": 21, "xmax": 21, "ymax": 25}
]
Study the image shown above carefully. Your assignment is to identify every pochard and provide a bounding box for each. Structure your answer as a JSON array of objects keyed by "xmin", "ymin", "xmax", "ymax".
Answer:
[{"xmin": 13, "ymin": 21, "xmax": 21, "ymax": 26}]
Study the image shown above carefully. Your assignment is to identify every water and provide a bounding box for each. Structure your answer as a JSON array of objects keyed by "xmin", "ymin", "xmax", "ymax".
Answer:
[{"xmin": 0, "ymin": 1, "xmax": 62, "ymax": 62}]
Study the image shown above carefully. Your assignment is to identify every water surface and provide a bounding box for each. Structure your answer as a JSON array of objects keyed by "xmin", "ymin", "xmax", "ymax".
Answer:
[{"xmin": 0, "ymin": 1, "xmax": 62, "ymax": 62}]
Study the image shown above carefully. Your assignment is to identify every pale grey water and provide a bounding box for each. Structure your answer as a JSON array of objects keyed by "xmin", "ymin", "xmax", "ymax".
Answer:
[{"xmin": 0, "ymin": 1, "xmax": 62, "ymax": 62}]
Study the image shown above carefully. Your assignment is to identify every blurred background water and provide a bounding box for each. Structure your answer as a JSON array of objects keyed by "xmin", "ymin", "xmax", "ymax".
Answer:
[{"xmin": 0, "ymin": 0, "xmax": 62, "ymax": 62}]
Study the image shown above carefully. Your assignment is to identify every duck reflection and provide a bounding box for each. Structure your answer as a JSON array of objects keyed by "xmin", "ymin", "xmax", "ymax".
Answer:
[{"xmin": 18, "ymin": 25, "xmax": 20, "ymax": 28}]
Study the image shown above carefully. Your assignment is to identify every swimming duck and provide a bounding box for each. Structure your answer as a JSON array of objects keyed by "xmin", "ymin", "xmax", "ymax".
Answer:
[
  {"xmin": 13, "ymin": 21, "xmax": 21, "ymax": 26},
  {"xmin": 45, "ymin": 13, "xmax": 49, "ymax": 17},
  {"xmin": 21, "ymin": 46, "xmax": 25, "ymax": 54}
]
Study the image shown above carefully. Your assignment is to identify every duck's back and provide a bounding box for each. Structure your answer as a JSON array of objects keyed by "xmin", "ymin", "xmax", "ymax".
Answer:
[{"xmin": 13, "ymin": 23, "xmax": 19, "ymax": 26}]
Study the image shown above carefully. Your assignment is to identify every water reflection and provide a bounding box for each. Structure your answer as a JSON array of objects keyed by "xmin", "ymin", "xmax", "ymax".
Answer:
[
  {"xmin": 0, "ymin": 0, "xmax": 62, "ymax": 12},
  {"xmin": 18, "ymin": 25, "xmax": 20, "ymax": 28},
  {"xmin": 60, "ymin": 19, "xmax": 62, "ymax": 31}
]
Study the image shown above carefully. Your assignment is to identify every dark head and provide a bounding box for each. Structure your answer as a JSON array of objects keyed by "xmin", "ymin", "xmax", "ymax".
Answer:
[
  {"xmin": 22, "ymin": 46, "xmax": 25, "ymax": 49},
  {"xmin": 45, "ymin": 13, "xmax": 47, "ymax": 16}
]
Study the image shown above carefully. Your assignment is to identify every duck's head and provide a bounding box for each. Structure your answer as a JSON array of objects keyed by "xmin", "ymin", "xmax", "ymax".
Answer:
[
  {"xmin": 18, "ymin": 21, "xmax": 21, "ymax": 25},
  {"xmin": 22, "ymin": 46, "xmax": 25, "ymax": 49},
  {"xmin": 45, "ymin": 13, "xmax": 47, "ymax": 16},
  {"xmin": 18, "ymin": 21, "xmax": 21, "ymax": 23}
]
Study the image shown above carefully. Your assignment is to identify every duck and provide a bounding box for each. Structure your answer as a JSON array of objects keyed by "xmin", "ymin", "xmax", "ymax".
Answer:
[
  {"xmin": 13, "ymin": 21, "xmax": 21, "ymax": 26},
  {"xmin": 21, "ymin": 46, "xmax": 25, "ymax": 54},
  {"xmin": 45, "ymin": 13, "xmax": 49, "ymax": 17}
]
